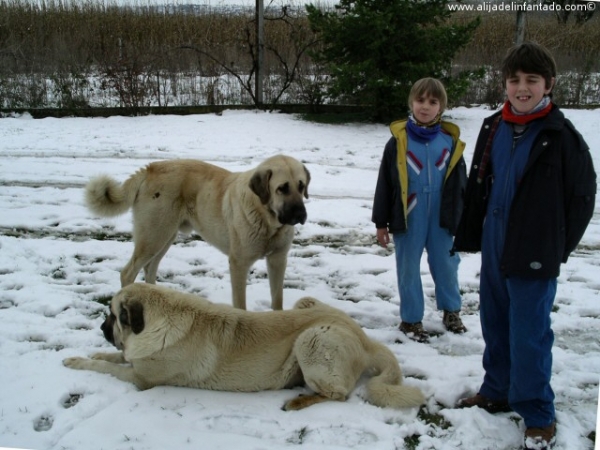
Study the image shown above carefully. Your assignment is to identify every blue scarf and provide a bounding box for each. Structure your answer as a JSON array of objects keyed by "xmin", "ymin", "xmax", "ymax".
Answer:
[{"xmin": 406, "ymin": 113, "xmax": 441, "ymax": 142}]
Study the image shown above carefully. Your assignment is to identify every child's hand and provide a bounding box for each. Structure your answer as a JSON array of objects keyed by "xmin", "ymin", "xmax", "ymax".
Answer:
[{"xmin": 376, "ymin": 228, "xmax": 390, "ymax": 248}]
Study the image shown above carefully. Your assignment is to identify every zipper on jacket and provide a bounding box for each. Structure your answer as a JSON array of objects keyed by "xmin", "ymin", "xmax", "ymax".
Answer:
[{"xmin": 427, "ymin": 142, "xmax": 432, "ymax": 218}]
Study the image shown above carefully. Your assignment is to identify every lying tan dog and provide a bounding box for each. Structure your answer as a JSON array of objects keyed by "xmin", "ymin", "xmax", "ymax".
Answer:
[
  {"xmin": 63, "ymin": 284, "xmax": 425, "ymax": 411},
  {"xmin": 85, "ymin": 154, "xmax": 310, "ymax": 310}
]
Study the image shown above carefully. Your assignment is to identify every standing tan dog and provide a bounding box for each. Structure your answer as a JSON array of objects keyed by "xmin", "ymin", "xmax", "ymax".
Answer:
[
  {"xmin": 85, "ymin": 155, "xmax": 310, "ymax": 310},
  {"xmin": 63, "ymin": 284, "xmax": 425, "ymax": 411}
]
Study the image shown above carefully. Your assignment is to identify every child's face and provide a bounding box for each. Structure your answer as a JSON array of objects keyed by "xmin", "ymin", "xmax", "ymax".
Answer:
[
  {"xmin": 505, "ymin": 70, "xmax": 554, "ymax": 114},
  {"xmin": 411, "ymin": 94, "xmax": 441, "ymax": 124}
]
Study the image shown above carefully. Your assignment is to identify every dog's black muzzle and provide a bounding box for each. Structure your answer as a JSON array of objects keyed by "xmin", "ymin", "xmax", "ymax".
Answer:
[
  {"xmin": 101, "ymin": 313, "xmax": 116, "ymax": 346},
  {"xmin": 279, "ymin": 203, "xmax": 307, "ymax": 226}
]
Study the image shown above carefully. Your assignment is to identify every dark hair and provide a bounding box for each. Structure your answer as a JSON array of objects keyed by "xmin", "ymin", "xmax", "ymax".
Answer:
[
  {"xmin": 501, "ymin": 42, "xmax": 557, "ymax": 91},
  {"xmin": 408, "ymin": 78, "xmax": 448, "ymax": 112}
]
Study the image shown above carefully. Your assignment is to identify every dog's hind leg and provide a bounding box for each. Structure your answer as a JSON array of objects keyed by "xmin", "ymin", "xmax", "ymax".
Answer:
[
  {"xmin": 284, "ymin": 326, "xmax": 365, "ymax": 411},
  {"xmin": 143, "ymin": 232, "xmax": 178, "ymax": 284},
  {"xmin": 282, "ymin": 393, "xmax": 333, "ymax": 411},
  {"xmin": 121, "ymin": 221, "xmax": 180, "ymax": 287},
  {"xmin": 121, "ymin": 254, "xmax": 148, "ymax": 287},
  {"xmin": 293, "ymin": 297, "xmax": 320, "ymax": 310}
]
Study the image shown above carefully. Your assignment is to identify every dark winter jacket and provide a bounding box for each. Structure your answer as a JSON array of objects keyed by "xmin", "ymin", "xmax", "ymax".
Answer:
[
  {"xmin": 372, "ymin": 120, "xmax": 467, "ymax": 234},
  {"xmin": 453, "ymin": 106, "xmax": 597, "ymax": 278}
]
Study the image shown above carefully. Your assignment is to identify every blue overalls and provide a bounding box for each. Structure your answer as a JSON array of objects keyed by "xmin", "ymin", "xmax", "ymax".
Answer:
[
  {"xmin": 479, "ymin": 120, "xmax": 556, "ymax": 428},
  {"xmin": 393, "ymin": 131, "xmax": 462, "ymax": 323}
]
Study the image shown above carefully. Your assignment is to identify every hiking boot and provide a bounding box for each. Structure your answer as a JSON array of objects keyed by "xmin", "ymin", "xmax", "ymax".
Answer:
[
  {"xmin": 443, "ymin": 310, "xmax": 467, "ymax": 334},
  {"xmin": 399, "ymin": 321, "xmax": 430, "ymax": 343},
  {"xmin": 524, "ymin": 422, "xmax": 556, "ymax": 450},
  {"xmin": 456, "ymin": 393, "xmax": 512, "ymax": 414}
]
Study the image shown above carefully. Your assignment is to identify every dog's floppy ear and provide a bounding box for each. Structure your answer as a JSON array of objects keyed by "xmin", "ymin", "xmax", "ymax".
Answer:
[
  {"xmin": 250, "ymin": 169, "xmax": 272, "ymax": 204},
  {"xmin": 126, "ymin": 311, "xmax": 194, "ymax": 360},
  {"xmin": 302, "ymin": 165, "xmax": 311, "ymax": 199},
  {"xmin": 119, "ymin": 301, "xmax": 145, "ymax": 335}
]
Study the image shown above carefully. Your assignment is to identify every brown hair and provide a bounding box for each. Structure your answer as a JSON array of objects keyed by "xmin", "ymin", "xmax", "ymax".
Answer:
[
  {"xmin": 407, "ymin": 78, "xmax": 448, "ymax": 113},
  {"xmin": 501, "ymin": 42, "xmax": 557, "ymax": 91}
]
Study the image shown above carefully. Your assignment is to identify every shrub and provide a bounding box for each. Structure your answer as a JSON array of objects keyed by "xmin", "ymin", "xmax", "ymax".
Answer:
[{"xmin": 306, "ymin": 0, "xmax": 480, "ymax": 122}]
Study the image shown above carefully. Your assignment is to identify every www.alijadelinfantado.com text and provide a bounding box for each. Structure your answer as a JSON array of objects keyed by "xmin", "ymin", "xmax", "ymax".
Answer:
[{"xmin": 447, "ymin": 1, "xmax": 596, "ymax": 12}]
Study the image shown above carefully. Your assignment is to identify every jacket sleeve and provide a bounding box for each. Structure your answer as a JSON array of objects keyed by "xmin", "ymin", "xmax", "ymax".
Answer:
[
  {"xmin": 372, "ymin": 137, "xmax": 397, "ymax": 229},
  {"xmin": 562, "ymin": 122, "xmax": 597, "ymax": 261},
  {"xmin": 440, "ymin": 151, "xmax": 467, "ymax": 235}
]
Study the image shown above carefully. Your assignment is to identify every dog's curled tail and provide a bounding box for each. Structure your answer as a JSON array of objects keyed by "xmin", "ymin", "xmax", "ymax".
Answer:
[
  {"xmin": 366, "ymin": 342, "xmax": 425, "ymax": 409},
  {"xmin": 85, "ymin": 169, "xmax": 146, "ymax": 217}
]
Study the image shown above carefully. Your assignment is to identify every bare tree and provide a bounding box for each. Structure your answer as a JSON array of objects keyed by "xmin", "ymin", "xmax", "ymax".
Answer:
[
  {"xmin": 180, "ymin": 5, "xmax": 318, "ymax": 108},
  {"xmin": 544, "ymin": 0, "xmax": 595, "ymax": 25}
]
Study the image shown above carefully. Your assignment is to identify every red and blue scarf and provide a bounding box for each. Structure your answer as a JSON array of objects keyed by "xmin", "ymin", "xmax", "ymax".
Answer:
[{"xmin": 501, "ymin": 96, "xmax": 553, "ymax": 125}]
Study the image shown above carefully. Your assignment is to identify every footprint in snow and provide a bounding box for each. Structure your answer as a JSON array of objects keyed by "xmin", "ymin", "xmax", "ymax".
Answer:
[{"xmin": 33, "ymin": 415, "xmax": 53, "ymax": 432}]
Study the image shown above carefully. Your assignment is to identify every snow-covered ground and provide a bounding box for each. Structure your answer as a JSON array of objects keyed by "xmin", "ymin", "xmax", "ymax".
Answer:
[{"xmin": 0, "ymin": 107, "xmax": 598, "ymax": 450}]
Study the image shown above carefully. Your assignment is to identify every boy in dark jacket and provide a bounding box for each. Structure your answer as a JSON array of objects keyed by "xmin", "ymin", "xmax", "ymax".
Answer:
[
  {"xmin": 372, "ymin": 78, "xmax": 468, "ymax": 343},
  {"xmin": 453, "ymin": 42, "xmax": 596, "ymax": 450}
]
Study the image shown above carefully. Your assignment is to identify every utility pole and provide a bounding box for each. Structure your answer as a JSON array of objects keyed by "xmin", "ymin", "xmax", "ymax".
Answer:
[
  {"xmin": 515, "ymin": 10, "xmax": 526, "ymax": 44},
  {"xmin": 255, "ymin": 0, "xmax": 264, "ymax": 107}
]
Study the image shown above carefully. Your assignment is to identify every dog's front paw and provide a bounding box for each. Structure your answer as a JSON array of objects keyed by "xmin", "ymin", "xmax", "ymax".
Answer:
[
  {"xmin": 63, "ymin": 357, "xmax": 90, "ymax": 370},
  {"xmin": 91, "ymin": 352, "xmax": 126, "ymax": 363}
]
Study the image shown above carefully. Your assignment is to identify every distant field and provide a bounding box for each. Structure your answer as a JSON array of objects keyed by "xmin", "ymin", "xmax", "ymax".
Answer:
[{"xmin": 0, "ymin": 0, "xmax": 598, "ymax": 110}]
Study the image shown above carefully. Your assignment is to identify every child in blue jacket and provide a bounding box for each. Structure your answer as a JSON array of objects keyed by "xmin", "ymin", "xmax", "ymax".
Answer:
[
  {"xmin": 453, "ymin": 42, "xmax": 596, "ymax": 450},
  {"xmin": 372, "ymin": 77, "xmax": 468, "ymax": 343}
]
